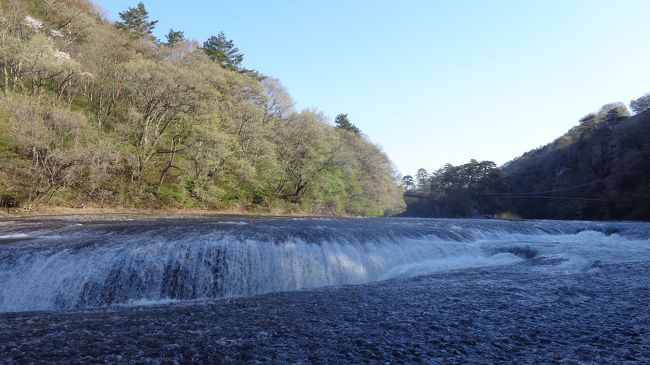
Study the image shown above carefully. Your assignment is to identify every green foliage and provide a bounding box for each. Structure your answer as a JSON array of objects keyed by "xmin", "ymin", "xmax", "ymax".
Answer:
[
  {"xmin": 0, "ymin": 94, "xmax": 110, "ymax": 210},
  {"xmin": 415, "ymin": 168, "xmax": 429, "ymax": 191},
  {"xmin": 334, "ymin": 113, "xmax": 360, "ymax": 135},
  {"xmin": 403, "ymin": 160, "xmax": 506, "ymax": 218},
  {"xmin": 116, "ymin": 2, "xmax": 157, "ymax": 38},
  {"xmin": 164, "ymin": 29, "xmax": 185, "ymax": 46},
  {"xmin": 0, "ymin": 0, "xmax": 405, "ymax": 216},
  {"xmin": 156, "ymin": 184, "xmax": 184, "ymax": 207},
  {"xmin": 203, "ymin": 32, "xmax": 244, "ymax": 71}
]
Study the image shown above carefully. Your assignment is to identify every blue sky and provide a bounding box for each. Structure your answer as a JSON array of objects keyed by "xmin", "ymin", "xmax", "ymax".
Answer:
[{"xmin": 97, "ymin": 0, "xmax": 650, "ymax": 176}]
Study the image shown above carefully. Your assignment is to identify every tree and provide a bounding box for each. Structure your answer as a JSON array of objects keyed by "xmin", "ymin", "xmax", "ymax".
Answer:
[
  {"xmin": 38, "ymin": 0, "xmax": 97, "ymax": 44},
  {"xmin": 260, "ymin": 77, "xmax": 294, "ymax": 120},
  {"xmin": 2, "ymin": 95, "xmax": 109, "ymax": 210},
  {"xmin": 403, "ymin": 160, "xmax": 506, "ymax": 217},
  {"xmin": 116, "ymin": 2, "xmax": 157, "ymax": 38},
  {"xmin": 630, "ymin": 93, "xmax": 650, "ymax": 114},
  {"xmin": 0, "ymin": 31, "xmax": 81, "ymax": 98},
  {"xmin": 334, "ymin": 113, "xmax": 360, "ymax": 135},
  {"xmin": 598, "ymin": 102, "xmax": 629, "ymax": 122},
  {"xmin": 78, "ymin": 24, "xmax": 135, "ymax": 127},
  {"xmin": 122, "ymin": 58, "xmax": 209, "ymax": 181},
  {"xmin": 202, "ymin": 32, "xmax": 244, "ymax": 71},
  {"xmin": 272, "ymin": 111, "xmax": 340, "ymax": 203},
  {"xmin": 165, "ymin": 29, "xmax": 184, "ymax": 46},
  {"xmin": 415, "ymin": 168, "xmax": 429, "ymax": 190},
  {"xmin": 402, "ymin": 175, "xmax": 415, "ymax": 190},
  {"xmin": 579, "ymin": 113, "xmax": 597, "ymax": 125}
]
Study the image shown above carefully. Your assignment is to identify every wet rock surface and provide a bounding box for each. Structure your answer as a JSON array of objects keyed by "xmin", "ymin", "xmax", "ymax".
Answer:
[{"xmin": 1, "ymin": 259, "xmax": 648, "ymax": 364}]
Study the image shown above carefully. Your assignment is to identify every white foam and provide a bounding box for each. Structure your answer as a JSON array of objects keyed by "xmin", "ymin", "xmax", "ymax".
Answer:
[
  {"xmin": 0, "ymin": 225, "xmax": 648, "ymax": 312},
  {"xmin": 551, "ymin": 255, "xmax": 593, "ymax": 273},
  {"xmin": 0, "ymin": 233, "xmax": 28, "ymax": 239},
  {"xmin": 119, "ymin": 298, "xmax": 180, "ymax": 307},
  {"xmin": 379, "ymin": 252, "xmax": 523, "ymax": 280}
]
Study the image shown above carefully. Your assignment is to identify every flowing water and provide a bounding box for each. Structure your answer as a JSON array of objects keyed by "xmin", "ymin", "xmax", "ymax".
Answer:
[{"xmin": 0, "ymin": 216, "xmax": 649, "ymax": 363}]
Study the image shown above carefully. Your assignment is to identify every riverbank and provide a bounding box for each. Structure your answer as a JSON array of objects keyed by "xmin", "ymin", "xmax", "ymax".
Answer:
[{"xmin": 0, "ymin": 206, "xmax": 334, "ymax": 220}]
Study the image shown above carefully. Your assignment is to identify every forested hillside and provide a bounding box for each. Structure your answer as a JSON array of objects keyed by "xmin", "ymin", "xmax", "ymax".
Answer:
[
  {"xmin": 0, "ymin": 1, "xmax": 405, "ymax": 215},
  {"xmin": 502, "ymin": 103, "xmax": 650, "ymax": 220},
  {"xmin": 402, "ymin": 99, "xmax": 650, "ymax": 221}
]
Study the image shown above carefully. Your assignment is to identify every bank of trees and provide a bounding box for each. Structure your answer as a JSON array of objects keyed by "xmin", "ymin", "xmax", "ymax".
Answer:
[
  {"xmin": 0, "ymin": 0, "xmax": 404, "ymax": 215},
  {"xmin": 402, "ymin": 160, "xmax": 507, "ymax": 217},
  {"xmin": 402, "ymin": 96, "xmax": 650, "ymax": 220}
]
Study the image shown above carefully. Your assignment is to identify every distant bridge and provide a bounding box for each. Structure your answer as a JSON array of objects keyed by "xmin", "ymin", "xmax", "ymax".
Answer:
[
  {"xmin": 404, "ymin": 191, "xmax": 612, "ymax": 202},
  {"xmin": 403, "ymin": 191, "xmax": 428, "ymax": 199},
  {"xmin": 404, "ymin": 178, "xmax": 614, "ymax": 202},
  {"xmin": 482, "ymin": 194, "xmax": 612, "ymax": 202}
]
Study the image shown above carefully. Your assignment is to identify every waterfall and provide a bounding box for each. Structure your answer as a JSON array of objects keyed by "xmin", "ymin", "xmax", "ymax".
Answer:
[{"xmin": 1, "ymin": 217, "xmax": 648, "ymax": 312}]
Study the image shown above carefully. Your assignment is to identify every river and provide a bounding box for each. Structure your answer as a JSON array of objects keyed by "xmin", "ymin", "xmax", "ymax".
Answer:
[{"xmin": 1, "ymin": 216, "xmax": 648, "ymax": 363}]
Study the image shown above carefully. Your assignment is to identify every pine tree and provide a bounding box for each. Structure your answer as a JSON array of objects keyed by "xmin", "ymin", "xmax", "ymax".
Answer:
[
  {"xmin": 415, "ymin": 168, "xmax": 430, "ymax": 191},
  {"xmin": 116, "ymin": 2, "xmax": 158, "ymax": 38},
  {"xmin": 203, "ymin": 32, "xmax": 244, "ymax": 71},
  {"xmin": 334, "ymin": 114, "xmax": 360, "ymax": 135},
  {"xmin": 165, "ymin": 29, "xmax": 185, "ymax": 46},
  {"xmin": 402, "ymin": 175, "xmax": 415, "ymax": 190}
]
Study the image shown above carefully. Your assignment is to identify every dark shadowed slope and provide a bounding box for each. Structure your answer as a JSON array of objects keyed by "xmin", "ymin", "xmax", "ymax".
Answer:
[{"xmin": 503, "ymin": 108, "xmax": 650, "ymax": 220}]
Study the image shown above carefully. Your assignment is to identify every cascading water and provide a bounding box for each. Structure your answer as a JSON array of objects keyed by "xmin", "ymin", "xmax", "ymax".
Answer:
[{"xmin": 1, "ymin": 216, "xmax": 649, "ymax": 312}]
